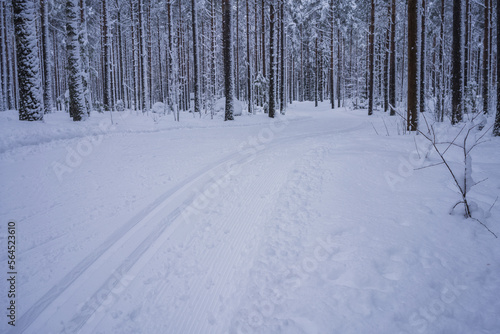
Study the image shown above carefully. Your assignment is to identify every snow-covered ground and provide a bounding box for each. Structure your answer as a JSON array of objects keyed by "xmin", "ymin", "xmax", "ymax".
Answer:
[{"xmin": 1, "ymin": 103, "xmax": 499, "ymax": 334}]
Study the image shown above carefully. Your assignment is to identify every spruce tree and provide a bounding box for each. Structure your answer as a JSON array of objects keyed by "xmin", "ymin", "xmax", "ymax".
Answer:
[{"xmin": 13, "ymin": 0, "xmax": 43, "ymax": 121}]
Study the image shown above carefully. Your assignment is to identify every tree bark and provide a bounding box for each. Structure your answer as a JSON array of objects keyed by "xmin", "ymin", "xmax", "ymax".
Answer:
[
  {"xmin": 268, "ymin": 0, "xmax": 276, "ymax": 118},
  {"xmin": 246, "ymin": 0, "xmax": 253, "ymax": 114},
  {"xmin": 368, "ymin": 0, "xmax": 375, "ymax": 116},
  {"xmin": 192, "ymin": 0, "xmax": 200, "ymax": 114},
  {"xmin": 451, "ymin": 0, "xmax": 462, "ymax": 124},
  {"xmin": 279, "ymin": 0, "xmax": 285, "ymax": 114},
  {"xmin": 14, "ymin": 0, "xmax": 43, "ymax": 121},
  {"xmin": 66, "ymin": 0, "xmax": 86, "ymax": 121},
  {"xmin": 482, "ymin": 0, "xmax": 489, "ymax": 114},
  {"xmin": 407, "ymin": 0, "xmax": 418, "ymax": 130},
  {"xmin": 493, "ymin": 0, "xmax": 499, "ymax": 135},
  {"xmin": 389, "ymin": 0, "xmax": 396, "ymax": 115},
  {"xmin": 102, "ymin": 0, "xmax": 112, "ymax": 111},
  {"xmin": 41, "ymin": 0, "xmax": 53, "ymax": 114},
  {"xmin": 330, "ymin": 0, "xmax": 334, "ymax": 109},
  {"xmin": 0, "ymin": 2, "xmax": 6, "ymax": 111},
  {"xmin": 222, "ymin": 0, "xmax": 234, "ymax": 120},
  {"xmin": 419, "ymin": 0, "xmax": 426, "ymax": 113}
]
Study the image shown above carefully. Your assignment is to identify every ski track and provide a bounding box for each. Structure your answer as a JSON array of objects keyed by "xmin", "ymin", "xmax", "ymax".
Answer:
[{"xmin": 11, "ymin": 119, "xmax": 367, "ymax": 334}]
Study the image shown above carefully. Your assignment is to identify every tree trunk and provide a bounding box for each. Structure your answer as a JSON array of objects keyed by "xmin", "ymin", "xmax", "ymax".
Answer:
[
  {"xmin": 315, "ymin": 34, "xmax": 318, "ymax": 107},
  {"xmin": 451, "ymin": 0, "xmax": 462, "ymax": 124},
  {"xmin": 330, "ymin": 0, "xmax": 334, "ymax": 109},
  {"xmin": 130, "ymin": 0, "xmax": 139, "ymax": 110},
  {"xmin": 407, "ymin": 0, "xmax": 418, "ymax": 130},
  {"xmin": 246, "ymin": 0, "xmax": 253, "ymax": 114},
  {"xmin": 368, "ymin": 0, "xmax": 375, "ymax": 116},
  {"xmin": 14, "ymin": 0, "xmax": 43, "ymax": 120},
  {"xmin": 139, "ymin": 0, "xmax": 149, "ymax": 112},
  {"xmin": 419, "ymin": 0, "xmax": 426, "ymax": 113},
  {"xmin": 338, "ymin": 28, "xmax": 342, "ymax": 108},
  {"xmin": 66, "ymin": 0, "xmax": 86, "ymax": 121},
  {"xmin": 102, "ymin": 0, "xmax": 112, "ymax": 111},
  {"xmin": 166, "ymin": 0, "xmax": 173, "ymax": 111},
  {"xmin": 494, "ymin": 0, "xmax": 500, "ymax": 136},
  {"xmin": 0, "ymin": 2, "xmax": 6, "ymax": 111},
  {"xmin": 261, "ymin": 0, "xmax": 266, "ymax": 80},
  {"xmin": 482, "ymin": 0, "xmax": 489, "ymax": 114},
  {"xmin": 436, "ymin": 0, "xmax": 444, "ymax": 122},
  {"xmin": 279, "ymin": 0, "xmax": 285, "ymax": 114},
  {"xmin": 192, "ymin": 0, "xmax": 200, "ymax": 114},
  {"xmin": 268, "ymin": 0, "xmax": 275, "ymax": 118},
  {"xmin": 80, "ymin": 0, "xmax": 91, "ymax": 113},
  {"xmin": 389, "ymin": 0, "xmax": 396, "ymax": 115},
  {"xmin": 41, "ymin": 0, "xmax": 53, "ymax": 114},
  {"xmin": 464, "ymin": 0, "xmax": 470, "ymax": 108},
  {"xmin": 235, "ymin": 0, "xmax": 240, "ymax": 100},
  {"xmin": 222, "ymin": 0, "xmax": 234, "ymax": 120}
]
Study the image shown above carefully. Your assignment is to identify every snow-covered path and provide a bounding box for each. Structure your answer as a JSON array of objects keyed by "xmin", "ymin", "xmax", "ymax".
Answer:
[{"xmin": 1, "ymin": 103, "xmax": 499, "ymax": 334}]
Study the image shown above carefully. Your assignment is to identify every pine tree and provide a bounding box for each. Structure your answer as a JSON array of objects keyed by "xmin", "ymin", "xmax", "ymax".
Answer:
[
  {"xmin": 482, "ymin": 0, "xmax": 490, "ymax": 115},
  {"xmin": 79, "ymin": 0, "xmax": 91, "ymax": 113},
  {"xmin": 246, "ymin": 0, "xmax": 253, "ymax": 114},
  {"xmin": 407, "ymin": 0, "xmax": 418, "ymax": 130},
  {"xmin": 102, "ymin": 0, "xmax": 112, "ymax": 111},
  {"xmin": 0, "ymin": 1, "xmax": 6, "ymax": 111},
  {"xmin": 279, "ymin": 0, "xmax": 285, "ymax": 114},
  {"xmin": 192, "ymin": 0, "xmax": 201, "ymax": 115},
  {"xmin": 493, "ymin": 0, "xmax": 500, "ymax": 136},
  {"xmin": 389, "ymin": 0, "xmax": 396, "ymax": 115},
  {"xmin": 329, "ymin": 0, "xmax": 334, "ymax": 109},
  {"xmin": 436, "ymin": 0, "xmax": 445, "ymax": 122},
  {"xmin": 14, "ymin": 0, "xmax": 43, "ymax": 121},
  {"xmin": 268, "ymin": 0, "xmax": 276, "ymax": 118},
  {"xmin": 139, "ymin": 0, "xmax": 149, "ymax": 112},
  {"xmin": 367, "ymin": 0, "xmax": 375, "ymax": 116},
  {"xmin": 222, "ymin": 0, "xmax": 234, "ymax": 121},
  {"xmin": 451, "ymin": 0, "xmax": 462, "ymax": 124},
  {"xmin": 66, "ymin": 0, "xmax": 86, "ymax": 121},
  {"xmin": 419, "ymin": 0, "xmax": 426, "ymax": 113},
  {"xmin": 41, "ymin": 0, "xmax": 53, "ymax": 114}
]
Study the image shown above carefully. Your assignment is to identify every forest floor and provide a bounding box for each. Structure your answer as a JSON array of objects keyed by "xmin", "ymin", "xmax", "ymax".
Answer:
[{"xmin": 1, "ymin": 102, "xmax": 499, "ymax": 334}]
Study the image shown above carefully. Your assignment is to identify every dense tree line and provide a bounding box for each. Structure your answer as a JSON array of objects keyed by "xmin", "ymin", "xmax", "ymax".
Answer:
[{"xmin": 0, "ymin": 0, "xmax": 498, "ymax": 133}]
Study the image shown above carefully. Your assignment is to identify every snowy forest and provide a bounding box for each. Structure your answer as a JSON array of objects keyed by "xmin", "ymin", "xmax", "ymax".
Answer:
[
  {"xmin": 1, "ymin": 0, "xmax": 500, "ymax": 333},
  {"xmin": 0, "ymin": 0, "xmax": 498, "ymax": 130}
]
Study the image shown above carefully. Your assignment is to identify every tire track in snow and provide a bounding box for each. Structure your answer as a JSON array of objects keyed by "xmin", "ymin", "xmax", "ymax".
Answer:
[
  {"xmin": 13, "ymin": 121, "xmax": 366, "ymax": 334},
  {"xmin": 179, "ymin": 150, "xmax": 297, "ymax": 334}
]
